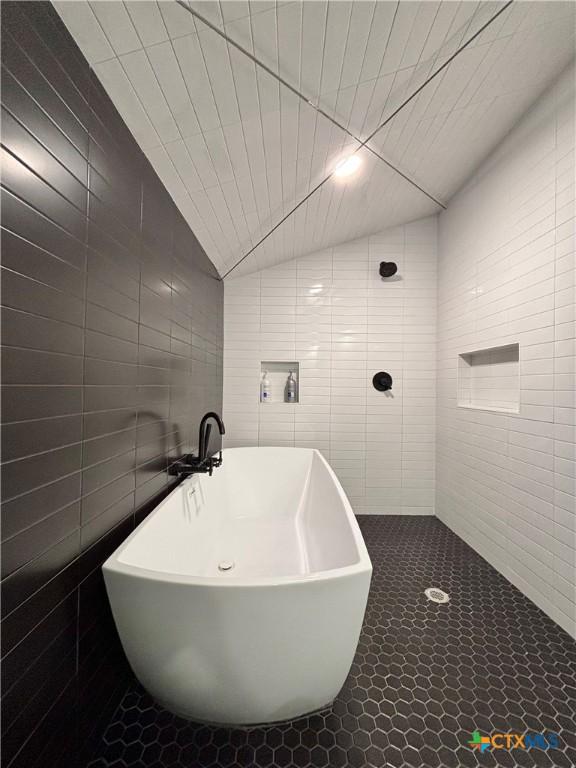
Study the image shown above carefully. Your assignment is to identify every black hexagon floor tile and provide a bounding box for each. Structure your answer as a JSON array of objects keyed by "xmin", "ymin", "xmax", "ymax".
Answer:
[{"xmin": 88, "ymin": 517, "xmax": 576, "ymax": 768}]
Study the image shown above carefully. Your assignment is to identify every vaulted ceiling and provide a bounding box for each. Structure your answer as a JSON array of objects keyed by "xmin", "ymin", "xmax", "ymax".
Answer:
[{"xmin": 54, "ymin": 0, "xmax": 575, "ymax": 278}]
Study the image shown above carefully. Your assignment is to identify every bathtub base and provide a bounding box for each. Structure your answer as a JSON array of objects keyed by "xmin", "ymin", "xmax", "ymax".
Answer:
[
  {"xmin": 106, "ymin": 565, "xmax": 371, "ymax": 725},
  {"xmin": 157, "ymin": 698, "xmax": 335, "ymax": 727}
]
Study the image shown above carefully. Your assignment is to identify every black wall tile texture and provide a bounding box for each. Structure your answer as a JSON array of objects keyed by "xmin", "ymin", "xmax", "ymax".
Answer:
[{"xmin": 0, "ymin": 3, "xmax": 224, "ymax": 766}]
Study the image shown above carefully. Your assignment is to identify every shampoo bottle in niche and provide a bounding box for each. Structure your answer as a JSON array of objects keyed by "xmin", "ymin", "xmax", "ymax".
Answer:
[
  {"xmin": 260, "ymin": 371, "xmax": 271, "ymax": 403},
  {"xmin": 285, "ymin": 370, "xmax": 297, "ymax": 403}
]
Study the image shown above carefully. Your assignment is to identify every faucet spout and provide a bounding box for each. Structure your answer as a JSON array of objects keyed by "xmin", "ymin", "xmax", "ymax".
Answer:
[{"xmin": 198, "ymin": 412, "xmax": 225, "ymax": 463}]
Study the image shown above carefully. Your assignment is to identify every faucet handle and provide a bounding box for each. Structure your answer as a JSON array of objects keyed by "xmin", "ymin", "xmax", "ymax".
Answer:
[{"xmin": 168, "ymin": 458, "xmax": 191, "ymax": 477}]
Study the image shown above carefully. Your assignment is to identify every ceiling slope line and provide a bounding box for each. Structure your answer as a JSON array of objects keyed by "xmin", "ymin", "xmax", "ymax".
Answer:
[
  {"xmin": 175, "ymin": 0, "xmax": 447, "ymax": 210},
  {"xmin": 182, "ymin": 0, "xmax": 514, "ymax": 280}
]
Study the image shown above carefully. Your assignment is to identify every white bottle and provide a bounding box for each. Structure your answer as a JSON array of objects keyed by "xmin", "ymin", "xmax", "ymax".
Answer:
[
  {"xmin": 285, "ymin": 370, "xmax": 297, "ymax": 403},
  {"xmin": 260, "ymin": 371, "xmax": 271, "ymax": 403}
]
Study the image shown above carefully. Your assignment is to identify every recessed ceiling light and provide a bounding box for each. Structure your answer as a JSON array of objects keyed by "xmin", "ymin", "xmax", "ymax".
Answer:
[{"xmin": 333, "ymin": 154, "xmax": 362, "ymax": 179}]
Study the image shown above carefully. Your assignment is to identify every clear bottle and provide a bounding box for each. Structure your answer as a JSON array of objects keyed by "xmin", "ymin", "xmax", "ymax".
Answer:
[
  {"xmin": 260, "ymin": 370, "xmax": 271, "ymax": 403},
  {"xmin": 285, "ymin": 370, "xmax": 297, "ymax": 403}
]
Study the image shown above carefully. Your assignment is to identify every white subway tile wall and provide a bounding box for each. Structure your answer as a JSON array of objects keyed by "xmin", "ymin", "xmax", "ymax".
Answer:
[
  {"xmin": 224, "ymin": 218, "xmax": 438, "ymax": 515},
  {"xmin": 437, "ymin": 64, "xmax": 575, "ymax": 638}
]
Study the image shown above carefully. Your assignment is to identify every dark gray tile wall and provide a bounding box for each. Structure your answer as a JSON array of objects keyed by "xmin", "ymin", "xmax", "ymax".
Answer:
[{"xmin": 0, "ymin": 3, "xmax": 224, "ymax": 766}]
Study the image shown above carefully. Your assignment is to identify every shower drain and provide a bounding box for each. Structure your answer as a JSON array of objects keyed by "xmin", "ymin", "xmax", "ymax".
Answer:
[
  {"xmin": 218, "ymin": 560, "xmax": 235, "ymax": 571},
  {"xmin": 425, "ymin": 587, "xmax": 450, "ymax": 604}
]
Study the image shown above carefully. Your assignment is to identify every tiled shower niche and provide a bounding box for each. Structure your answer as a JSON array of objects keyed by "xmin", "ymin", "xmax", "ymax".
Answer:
[
  {"xmin": 457, "ymin": 343, "xmax": 520, "ymax": 413},
  {"xmin": 260, "ymin": 362, "xmax": 299, "ymax": 404}
]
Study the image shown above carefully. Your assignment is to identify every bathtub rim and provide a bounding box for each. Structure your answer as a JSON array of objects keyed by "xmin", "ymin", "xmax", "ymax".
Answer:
[{"xmin": 103, "ymin": 447, "xmax": 372, "ymax": 588}]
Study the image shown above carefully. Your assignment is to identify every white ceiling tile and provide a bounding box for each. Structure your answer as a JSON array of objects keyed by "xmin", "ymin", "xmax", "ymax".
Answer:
[
  {"xmin": 358, "ymin": 1, "xmax": 397, "ymax": 84},
  {"xmin": 419, "ymin": 1, "xmax": 466, "ymax": 63},
  {"xmin": 277, "ymin": 2, "xmax": 302, "ymax": 88},
  {"xmin": 323, "ymin": 84, "xmax": 356, "ymax": 134},
  {"xmin": 241, "ymin": 121, "xmax": 266, "ymax": 182},
  {"xmin": 250, "ymin": 171, "xmax": 273, "ymax": 223},
  {"xmin": 255, "ymin": 66, "xmax": 280, "ymax": 115},
  {"xmin": 223, "ymin": 15, "xmax": 253, "ymax": 54},
  {"xmin": 89, "ymin": 0, "xmax": 142, "ymax": 55},
  {"xmin": 190, "ymin": 188, "xmax": 230, "ymax": 248},
  {"xmin": 196, "ymin": 29, "xmax": 241, "ymax": 127},
  {"xmin": 235, "ymin": 175, "xmax": 258, "ymax": 220},
  {"xmin": 319, "ymin": 2, "xmax": 352, "ymax": 97},
  {"xmin": 295, "ymin": 108, "xmax": 319, "ymax": 170},
  {"xmin": 164, "ymin": 139, "xmax": 204, "ymax": 193},
  {"xmin": 124, "ymin": 2, "xmax": 169, "ymax": 47},
  {"xmin": 358, "ymin": 71, "xmax": 396, "ymax": 138},
  {"xmin": 340, "ymin": 1, "xmax": 376, "ymax": 90},
  {"xmin": 380, "ymin": 2, "xmax": 419, "ymax": 77},
  {"xmin": 119, "ymin": 49, "xmax": 180, "ymax": 142},
  {"xmin": 202, "ymin": 126, "xmax": 234, "ymax": 184},
  {"xmin": 187, "ymin": 1, "xmax": 223, "ymax": 29},
  {"xmin": 93, "ymin": 58, "xmax": 161, "ymax": 149},
  {"xmin": 205, "ymin": 184, "xmax": 242, "ymax": 243},
  {"xmin": 220, "ymin": 0, "xmax": 250, "ymax": 25},
  {"xmin": 158, "ymin": 0, "xmax": 198, "ymax": 38},
  {"xmin": 280, "ymin": 88, "xmax": 300, "ymax": 175},
  {"xmin": 400, "ymin": 1, "xmax": 442, "ymax": 70},
  {"xmin": 172, "ymin": 33, "xmax": 221, "ymax": 132},
  {"xmin": 53, "ymin": 1, "xmax": 114, "ymax": 64},
  {"xmin": 249, "ymin": 3, "xmax": 279, "ymax": 74},
  {"xmin": 249, "ymin": 1, "xmax": 276, "ymax": 18},
  {"xmin": 146, "ymin": 40, "xmax": 201, "ymax": 138},
  {"xmin": 219, "ymin": 180, "xmax": 252, "ymax": 242},
  {"xmin": 184, "ymin": 133, "xmax": 219, "ymax": 189},
  {"xmin": 438, "ymin": 1, "xmax": 488, "ymax": 57},
  {"xmin": 228, "ymin": 46, "xmax": 260, "ymax": 123},
  {"xmin": 223, "ymin": 122, "xmax": 251, "ymax": 181},
  {"xmin": 145, "ymin": 144, "xmax": 192, "ymax": 202},
  {"xmin": 300, "ymin": 1, "xmax": 327, "ymax": 100},
  {"xmin": 471, "ymin": 1, "xmax": 522, "ymax": 46},
  {"xmin": 260, "ymin": 104, "xmax": 281, "ymax": 171}
]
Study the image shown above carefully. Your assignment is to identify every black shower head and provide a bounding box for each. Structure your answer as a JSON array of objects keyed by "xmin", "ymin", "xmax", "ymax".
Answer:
[{"xmin": 379, "ymin": 261, "xmax": 398, "ymax": 278}]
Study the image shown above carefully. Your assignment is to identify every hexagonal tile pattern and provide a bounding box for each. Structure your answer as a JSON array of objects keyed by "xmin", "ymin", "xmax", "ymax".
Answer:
[{"xmin": 88, "ymin": 517, "xmax": 576, "ymax": 768}]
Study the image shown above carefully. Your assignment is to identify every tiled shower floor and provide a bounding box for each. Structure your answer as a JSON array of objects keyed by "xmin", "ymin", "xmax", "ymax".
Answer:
[{"xmin": 89, "ymin": 517, "xmax": 576, "ymax": 768}]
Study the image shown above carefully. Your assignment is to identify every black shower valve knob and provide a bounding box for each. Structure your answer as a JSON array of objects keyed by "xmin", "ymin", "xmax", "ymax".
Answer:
[
  {"xmin": 379, "ymin": 261, "xmax": 398, "ymax": 278},
  {"xmin": 373, "ymin": 372, "xmax": 393, "ymax": 392}
]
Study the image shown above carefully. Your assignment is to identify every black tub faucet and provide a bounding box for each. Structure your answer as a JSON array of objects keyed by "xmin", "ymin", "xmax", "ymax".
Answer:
[
  {"xmin": 197, "ymin": 411, "xmax": 225, "ymax": 465},
  {"xmin": 169, "ymin": 411, "xmax": 225, "ymax": 478}
]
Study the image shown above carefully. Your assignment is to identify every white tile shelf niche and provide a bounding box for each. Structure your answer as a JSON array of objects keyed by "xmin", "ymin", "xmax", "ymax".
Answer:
[
  {"xmin": 457, "ymin": 344, "xmax": 520, "ymax": 413},
  {"xmin": 260, "ymin": 361, "xmax": 299, "ymax": 404}
]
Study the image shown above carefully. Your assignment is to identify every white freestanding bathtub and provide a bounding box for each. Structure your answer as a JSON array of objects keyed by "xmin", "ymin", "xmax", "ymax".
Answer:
[{"xmin": 103, "ymin": 447, "xmax": 372, "ymax": 725}]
